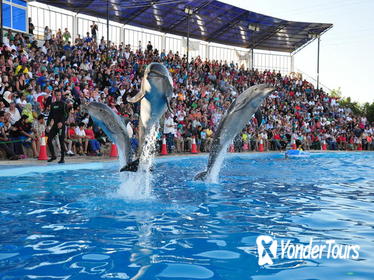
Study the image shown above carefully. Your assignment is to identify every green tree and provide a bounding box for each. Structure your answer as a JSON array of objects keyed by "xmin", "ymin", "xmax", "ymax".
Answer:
[
  {"xmin": 339, "ymin": 97, "xmax": 363, "ymax": 116},
  {"xmin": 329, "ymin": 87, "xmax": 374, "ymax": 122},
  {"xmin": 329, "ymin": 87, "xmax": 342, "ymax": 98},
  {"xmin": 363, "ymin": 102, "xmax": 374, "ymax": 123}
]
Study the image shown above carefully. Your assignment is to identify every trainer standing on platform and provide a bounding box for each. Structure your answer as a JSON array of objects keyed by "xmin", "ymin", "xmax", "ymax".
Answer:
[{"xmin": 47, "ymin": 91, "xmax": 68, "ymax": 163}]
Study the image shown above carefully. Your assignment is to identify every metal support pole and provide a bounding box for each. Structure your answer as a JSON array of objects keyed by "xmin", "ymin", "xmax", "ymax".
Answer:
[
  {"xmin": 72, "ymin": 14, "xmax": 77, "ymax": 42},
  {"xmin": 186, "ymin": 13, "xmax": 190, "ymax": 64},
  {"xmin": 122, "ymin": 25, "xmax": 126, "ymax": 45},
  {"xmin": 106, "ymin": 0, "xmax": 109, "ymax": 49},
  {"xmin": 290, "ymin": 54, "xmax": 295, "ymax": 72},
  {"xmin": 0, "ymin": 0, "xmax": 3, "ymax": 45},
  {"xmin": 316, "ymin": 36, "xmax": 320, "ymax": 90},
  {"xmin": 251, "ymin": 48, "xmax": 254, "ymax": 70},
  {"xmin": 161, "ymin": 33, "xmax": 166, "ymax": 52},
  {"xmin": 246, "ymin": 49, "xmax": 250, "ymax": 70}
]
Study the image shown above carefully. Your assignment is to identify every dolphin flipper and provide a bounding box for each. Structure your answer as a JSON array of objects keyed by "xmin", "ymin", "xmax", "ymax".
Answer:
[
  {"xmin": 120, "ymin": 159, "xmax": 140, "ymax": 172},
  {"xmin": 194, "ymin": 170, "xmax": 208, "ymax": 181}
]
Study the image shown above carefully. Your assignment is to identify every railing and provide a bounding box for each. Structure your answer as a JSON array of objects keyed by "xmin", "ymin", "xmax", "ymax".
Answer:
[{"xmin": 296, "ymin": 68, "xmax": 332, "ymax": 92}]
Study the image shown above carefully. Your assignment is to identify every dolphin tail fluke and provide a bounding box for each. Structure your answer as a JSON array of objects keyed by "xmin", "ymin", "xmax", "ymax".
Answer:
[
  {"xmin": 194, "ymin": 170, "xmax": 208, "ymax": 181},
  {"xmin": 120, "ymin": 159, "xmax": 140, "ymax": 172}
]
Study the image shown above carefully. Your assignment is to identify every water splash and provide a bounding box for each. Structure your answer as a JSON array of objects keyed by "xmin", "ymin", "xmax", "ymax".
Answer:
[
  {"xmin": 116, "ymin": 125, "xmax": 159, "ymax": 200},
  {"xmin": 205, "ymin": 143, "xmax": 229, "ymax": 184}
]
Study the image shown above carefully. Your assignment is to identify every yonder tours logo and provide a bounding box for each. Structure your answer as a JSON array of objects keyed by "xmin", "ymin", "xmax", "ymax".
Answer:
[{"xmin": 256, "ymin": 235, "xmax": 360, "ymax": 266}]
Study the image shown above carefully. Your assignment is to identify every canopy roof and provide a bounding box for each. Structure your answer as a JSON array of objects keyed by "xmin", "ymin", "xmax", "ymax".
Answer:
[{"xmin": 35, "ymin": 0, "xmax": 333, "ymax": 53}]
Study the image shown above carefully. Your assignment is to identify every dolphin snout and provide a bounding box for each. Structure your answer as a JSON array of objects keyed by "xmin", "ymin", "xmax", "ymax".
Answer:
[
  {"xmin": 257, "ymin": 84, "xmax": 275, "ymax": 97},
  {"xmin": 264, "ymin": 86, "xmax": 275, "ymax": 95}
]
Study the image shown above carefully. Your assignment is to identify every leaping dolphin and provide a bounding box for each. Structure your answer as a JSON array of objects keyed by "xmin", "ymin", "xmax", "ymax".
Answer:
[
  {"xmin": 120, "ymin": 62, "xmax": 173, "ymax": 172},
  {"xmin": 194, "ymin": 84, "xmax": 274, "ymax": 181},
  {"xmin": 84, "ymin": 102, "xmax": 137, "ymax": 171}
]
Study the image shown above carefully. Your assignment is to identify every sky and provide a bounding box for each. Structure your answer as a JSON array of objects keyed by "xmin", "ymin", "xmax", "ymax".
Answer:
[{"xmin": 222, "ymin": 0, "xmax": 374, "ymax": 103}]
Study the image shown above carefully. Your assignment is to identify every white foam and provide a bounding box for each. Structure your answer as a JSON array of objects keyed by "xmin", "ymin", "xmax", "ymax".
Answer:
[
  {"xmin": 116, "ymin": 125, "xmax": 158, "ymax": 200},
  {"xmin": 205, "ymin": 143, "xmax": 229, "ymax": 184}
]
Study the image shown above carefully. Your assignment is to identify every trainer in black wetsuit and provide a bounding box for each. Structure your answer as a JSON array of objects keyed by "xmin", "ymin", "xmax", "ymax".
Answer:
[{"xmin": 47, "ymin": 91, "xmax": 68, "ymax": 163}]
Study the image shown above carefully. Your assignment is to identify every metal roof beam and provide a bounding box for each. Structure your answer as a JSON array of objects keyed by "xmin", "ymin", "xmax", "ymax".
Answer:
[
  {"xmin": 291, "ymin": 25, "xmax": 333, "ymax": 55},
  {"xmin": 205, "ymin": 10, "xmax": 249, "ymax": 41},
  {"xmin": 165, "ymin": 0, "xmax": 214, "ymax": 31},
  {"xmin": 191, "ymin": 5, "xmax": 239, "ymax": 31},
  {"xmin": 250, "ymin": 23, "xmax": 288, "ymax": 49},
  {"xmin": 121, "ymin": 0, "xmax": 160, "ymax": 25}
]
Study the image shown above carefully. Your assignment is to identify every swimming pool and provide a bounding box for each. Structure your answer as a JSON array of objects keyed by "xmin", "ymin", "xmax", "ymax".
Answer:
[{"xmin": 0, "ymin": 152, "xmax": 373, "ymax": 279}]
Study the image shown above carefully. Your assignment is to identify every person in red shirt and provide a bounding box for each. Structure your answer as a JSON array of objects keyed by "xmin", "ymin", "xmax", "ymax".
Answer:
[
  {"xmin": 367, "ymin": 134, "xmax": 373, "ymax": 150},
  {"xmin": 61, "ymin": 123, "xmax": 74, "ymax": 156},
  {"xmin": 338, "ymin": 133, "xmax": 347, "ymax": 150},
  {"xmin": 348, "ymin": 133, "xmax": 355, "ymax": 150},
  {"xmin": 67, "ymin": 123, "xmax": 80, "ymax": 155},
  {"xmin": 272, "ymin": 130, "xmax": 282, "ymax": 151},
  {"xmin": 311, "ymin": 133, "xmax": 321, "ymax": 150},
  {"xmin": 85, "ymin": 124, "xmax": 101, "ymax": 156}
]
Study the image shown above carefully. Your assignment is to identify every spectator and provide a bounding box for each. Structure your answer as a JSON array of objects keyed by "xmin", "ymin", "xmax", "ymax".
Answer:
[
  {"xmin": 85, "ymin": 124, "xmax": 101, "ymax": 156},
  {"xmin": 32, "ymin": 114, "xmax": 46, "ymax": 157},
  {"xmin": 28, "ymin": 18, "xmax": 35, "ymax": 35},
  {"xmin": 84, "ymin": 32, "xmax": 92, "ymax": 44},
  {"xmin": 44, "ymin": 26, "xmax": 52, "ymax": 41},
  {"xmin": 63, "ymin": 28, "xmax": 71, "ymax": 43},
  {"xmin": 75, "ymin": 122, "xmax": 89, "ymax": 155},
  {"xmin": 367, "ymin": 134, "xmax": 373, "ymax": 150},
  {"xmin": 0, "ymin": 111, "xmax": 19, "ymax": 160},
  {"xmin": 147, "ymin": 41, "xmax": 153, "ymax": 52},
  {"xmin": 5, "ymin": 102, "xmax": 21, "ymax": 125},
  {"xmin": 91, "ymin": 22, "xmax": 98, "ymax": 42},
  {"xmin": 67, "ymin": 123, "xmax": 79, "ymax": 155},
  {"xmin": 13, "ymin": 115, "xmax": 38, "ymax": 158},
  {"xmin": 174, "ymin": 126, "xmax": 184, "ymax": 153},
  {"xmin": 163, "ymin": 112, "xmax": 175, "ymax": 153}
]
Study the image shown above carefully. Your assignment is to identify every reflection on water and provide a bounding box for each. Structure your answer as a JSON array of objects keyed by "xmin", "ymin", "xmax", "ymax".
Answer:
[{"xmin": 0, "ymin": 152, "xmax": 373, "ymax": 279}]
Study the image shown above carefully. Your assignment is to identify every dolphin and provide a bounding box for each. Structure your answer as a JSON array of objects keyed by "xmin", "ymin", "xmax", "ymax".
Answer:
[
  {"xmin": 194, "ymin": 84, "xmax": 274, "ymax": 181},
  {"xmin": 219, "ymin": 82, "xmax": 263, "ymax": 127},
  {"xmin": 120, "ymin": 62, "xmax": 173, "ymax": 172},
  {"xmin": 84, "ymin": 102, "xmax": 137, "ymax": 171}
]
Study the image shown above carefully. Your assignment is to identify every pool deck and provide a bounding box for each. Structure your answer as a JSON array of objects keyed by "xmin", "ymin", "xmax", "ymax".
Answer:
[
  {"xmin": 0, "ymin": 153, "xmax": 206, "ymax": 166},
  {"xmin": 0, "ymin": 150, "xmax": 370, "ymax": 167}
]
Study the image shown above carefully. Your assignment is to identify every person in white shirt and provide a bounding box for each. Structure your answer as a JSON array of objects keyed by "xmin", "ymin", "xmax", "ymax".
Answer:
[
  {"xmin": 163, "ymin": 112, "xmax": 175, "ymax": 153},
  {"xmin": 260, "ymin": 130, "xmax": 269, "ymax": 151},
  {"xmin": 5, "ymin": 102, "xmax": 21, "ymax": 125},
  {"xmin": 176, "ymin": 110, "xmax": 186, "ymax": 122},
  {"xmin": 15, "ymin": 95, "xmax": 27, "ymax": 109},
  {"xmin": 192, "ymin": 117, "xmax": 201, "ymax": 129},
  {"xmin": 74, "ymin": 122, "xmax": 89, "ymax": 155}
]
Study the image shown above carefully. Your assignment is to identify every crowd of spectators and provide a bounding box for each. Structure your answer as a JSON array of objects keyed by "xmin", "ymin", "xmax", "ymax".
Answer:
[{"xmin": 0, "ymin": 24, "xmax": 373, "ymax": 161}]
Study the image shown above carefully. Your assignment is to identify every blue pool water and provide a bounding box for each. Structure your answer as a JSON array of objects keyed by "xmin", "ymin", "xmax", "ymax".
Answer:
[{"xmin": 0, "ymin": 152, "xmax": 373, "ymax": 280}]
